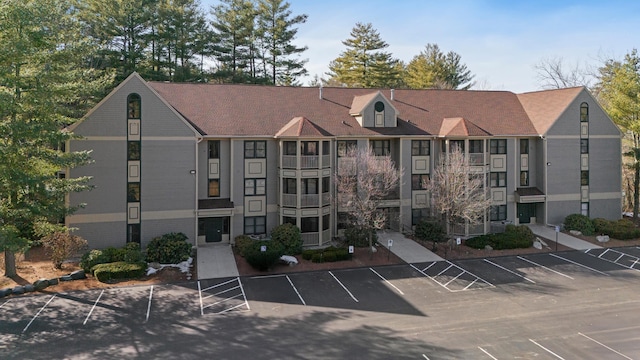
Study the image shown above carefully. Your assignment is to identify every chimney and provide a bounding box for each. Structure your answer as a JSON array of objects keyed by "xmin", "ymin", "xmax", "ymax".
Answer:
[
  {"xmin": 319, "ymin": 85, "xmax": 323, "ymax": 99},
  {"xmin": 390, "ymin": 88, "xmax": 395, "ymax": 101}
]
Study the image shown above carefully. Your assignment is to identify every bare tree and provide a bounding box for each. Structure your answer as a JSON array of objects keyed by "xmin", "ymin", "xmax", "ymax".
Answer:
[
  {"xmin": 534, "ymin": 56, "xmax": 593, "ymax": 89},
  {"xmin": 335, "ymin": 147, "xmax": 402, "ymax": 250},
  {"xmin": 427, "ymin": 148, "xmax": 492, "ymax": 235}
]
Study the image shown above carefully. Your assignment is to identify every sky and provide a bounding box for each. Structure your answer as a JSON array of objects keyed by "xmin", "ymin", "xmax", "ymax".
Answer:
[{"xmin": 202, "ymin": 0, "xmax": 640, "ymax": 93}]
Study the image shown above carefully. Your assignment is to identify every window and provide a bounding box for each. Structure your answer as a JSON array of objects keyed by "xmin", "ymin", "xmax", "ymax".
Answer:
[
  {"xmin": 581, "ymin": 139, "xmax": 589, "ymax": 154},
  {"xmin": 301, "ymin": 141, "xmax": 318, "ymax": 155},
  {"xmin": 520, "ymin": 139, "xmax": 529, "ymax": 155},
  {"xmin": 127, "ymin": 94, "xmax": 141, "ymax": 119},
  {"xmin": 208, "ymin": 179, "xmax": 220, "ymax": 197},
  {"xmin": 469, "ymin": 140, "xmax": 483, "ymax": 153},
  {"xmin": 301, "ymin": 217, "xmax": 319, "ymax": 233},
  {"xmin": 490, "ymin": 205, "xmax": 507, "ymax": 221},
  {"xmin": 581, "ymin": 202, "xmax": 589, "ymax": 217},
  {"xmin": 244, "ymin": 216, "xmax": 266, "ymax": 235},
  {"xmin": 127, "ymin": 224, "xmax": 141, "ymax": 244},
  {"xmin": 337, "ymin": 140, "xmax": 357, "ymax": 157},
  {"xmin": 371, "ymin": 140, "xmax": 390, "ymax": 156},
  {"xmin": 374, "ymin": 101, "xmax": 385, "ymax": 112},
  {"xmin": 301, "ymin": 178, "xmax": 318, "ymax": 194},
  {"xmin": 322, "ymin": 141, "xmax": 330, "ymax": 155},
  {"xmin": 490, "ymin": 172, "xmax": 507, "ymax": 187},
  {"xmin": 322, "ymin": 214, "xmax": 330, "ymax": 231},
  {"xmin": 449, "ymin": 140, "xmax": 464, "ymax": 152},
  {"xmin": 128, "ymin": 141, "xmax": 140, "ymax": 160},
  {"xmin": 245, "ymin": 178, "xmax": 265, "ymax": 195},
  {"xmin": 412, "ymin": 208, "xmax": 429, "ymax": 225},
  {"xmin": 245, "ymin": 140, "xmax": 266, "ymax": 158},
  {"xmin": 490, "ymin": 139, "xmax": 507, "ymax": 154},
  {"xmin": 520, "ymin": 171, "xmax": 529, "ymax": 186},
  {"xmin": 283, "ymin": 216, "xmax": 296, "ymax": 226},
  {"xmin": 282, "ymin": 141, "xmax": 297, "ymax": 156},
  {"xmin": 283, "ymin": 178, "xmax": 296, "ymax": 194},
  {"xmin": 581, "ymin": 171, "xmax": 589, "ymax": 186},
  {"xmin": 411, "ymin": 174, "xmax": 429, "ymax": 190},
  {"xmin": 580, "ymin": 102, "xmax": 589, "ymax": 122},
  {"xmin": 412, "ymin": 140, "xmax": 430, "ymax": 156},
  {"xmin": 208, "ymin": 141, "xmax": 220, "ymax": 159},
  {"xmin": 322, "ymin": 177, "xmax": 330, "ymax": 193},
  {"xmin": 127, "ymin": 183, "xmax": 140, "ymax": 202}
]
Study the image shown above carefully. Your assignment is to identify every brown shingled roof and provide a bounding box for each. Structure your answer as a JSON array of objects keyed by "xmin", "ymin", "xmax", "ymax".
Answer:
[
  {"xmin": 147, "ymin": 81, "xmax": 552, "ymax": 138},
  {"xmin": 517, "ymin": 87, "xmax": 583, "ymax": 135},
  {"xmin": 438, "ymin": 117, "xmax": 491, "ymax": 137},
  {"xmin": 275, "ymin": 117, "xmax": 331, "ymax": 137}
]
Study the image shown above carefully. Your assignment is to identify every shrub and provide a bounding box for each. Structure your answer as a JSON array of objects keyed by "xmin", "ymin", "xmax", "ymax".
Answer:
[
  {"xmin": 244, "ymin": 240, "xmax": 284, "ymax": 271},
  {"xmin": 564, "ymin": 214, "xmax": 594, "ymax": 236},
  {"xmin": 234, "ymin": 235, "xmax": 254, "ymax": 257},
  {"xmin": 311, "ymin": 253, "xmax": 324, "ymax": 263},
  {"xmin": 465, "ymin": 235, "xmax": 492, "ymax": 249},
  {"xmin": 92, "ymin": 261, "xmax": 147, "ymax": 282},
  {"xmin": 505, "ymin": 224, "xmax": 534, "ymax": 242},
  {"xmin": 414, "ymin": 220, "xmax": 446, "ymax": 243},
  {"xmin": 593, "ymin": 218, "xmax": 640, "ymax": 240},
  {"xmin": 146, "ymin": 232, "xmax": 191, "ymax": 264},
  {"xmin": 336, "ymin": 248, "xmax": 352, "ymax": 261},
  {"xmin": 80, "ymin": 243, "xmax": 146, "ymax": 274},
  {"xmin": 80, "ymin": 249, "xmax": 109, "ymax": 273},
  {"xmin": 344, "ymin": 225, "xmax": 377, "ymax": 247},
  {"xmin": 40, "ymin": 231, "xmax": 88, "ymax": 269},
  {"xmin": 323, "ymin": 251, "xmax": 337, "ymax": 262},
  {"xmin": 270, "ymin": 223, "xmax": 303, "ymax": 255},
  {"xmin": 465, "ymin": 225, "xmax": 534, "ymax": 250},
  {"xmin": 302, "ymin": 249, "xmax": 315, "ymax": 261}
]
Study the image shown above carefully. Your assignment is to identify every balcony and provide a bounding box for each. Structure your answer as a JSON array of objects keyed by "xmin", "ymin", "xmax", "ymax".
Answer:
[
  {"xmin": 301, "ymin": 155, "xmax": 319, "ymax": 169},
  {"xmin": 469, "ymin": 153, "xmax": 486, "ymax": 166},
  {"xmin": 301, "ymin": 229, "xmax": 332, "ymax": 247},
  {"xmin": 281, "ymin": 193, "xmax": 324, "ymax": 208},
  {"xmin": 300, "ymin": 194, "xmax": 319, "ymax": 207},
  {"xmin": 282, "ymin": 155, "xmax": 297, "ymax": 168}
]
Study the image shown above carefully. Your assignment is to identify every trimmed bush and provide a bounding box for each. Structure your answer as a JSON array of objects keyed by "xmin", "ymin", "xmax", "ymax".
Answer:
[
  {"xmin": 80, "ymin": 243, "xmax": 145, "ymax": 273},
  {"xmin": 415, "ymin": 220, "xmax": 446, "ymax": 243},
  {"xmin": 302, "ymin": 249, "xmax": 315, "ymax": 261},
  {"xmin": 234, "ymin": 235, "xmax": 254, "ymax": 257},
  {"xmin": 146, "ymin": 232, "xmax": 191, "ymax": 264},
  {"xmin": 311, "ymin": 253, "xmax": 324, "ymax": 263},
  {"xmin": 304, "ymin": 246, "xmax": 352, "ymax": 263},
  {"xmin": 92, "ymin": 261, "xmax": 147, "ymax": 282},
  {"xmin": 564, "ymin": 214, "xmax": 595, "ymax": 236},
  {"xmin": 592, "ymin": 218, "xmax": 640, "ymax": 240},
  {"xmin": 323, "ymin": 251, "xmax": 337, "ymax": 262},
  {"xmin": 270, "ymin": 223, "xmax": 303, "ymax": 255},
  {"xmin": 465, "ymin": 225, "xmax": 534, "ymax": 250},
  {"xmin": 344, "ymin": 225, "xmax": 377, "ymax": 247},
  {"xmin": 80, "ymin": 249, "xmax": 110, "ymax": 273},
  {"xmin": 244, "ymin": 241, "xmax": 284, "ymax": 271}
]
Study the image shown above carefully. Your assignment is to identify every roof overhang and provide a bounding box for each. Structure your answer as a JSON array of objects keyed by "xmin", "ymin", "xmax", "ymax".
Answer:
[{"xmin": 515, "ymin": 187, "xmax": 546, "ymax": 203}]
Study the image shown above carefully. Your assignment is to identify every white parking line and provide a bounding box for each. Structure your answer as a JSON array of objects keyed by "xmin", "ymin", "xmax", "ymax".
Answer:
[
  {"xmin": 83, "ymin": 289, "xmax": 104, "ymax": 325},
  {"xmin": 579, "ymin": 332, "xmax": 633, "ymax": 360},
  {"xmin": 286, "ymin": 275, "xmax": 306, "ymax": 306},
  {"xmin": 238, "ymin": 277, "xmax": 250, "ymax": 311},
  {"xmin": 436, "ymin": 264, "xmax": 454, "ymax": 276},
  {"xmin": 549, "ymin": 253, "xmax": 609, "ymax": 276},
  {"xmin": 203, "ymin": 293, "xmax": 244, "ymax": 309},
  {"xmin": 421, "ymin": 262, "xmax": 437, "ymax": 272},
  {"xmin": 0, "ymin": 299, "xmax": 11, "ymax": 309},
  {"xmin": 483, "ymin": 259, "xmax": 535, "ymax": 284},
  {"xmin": 144, "ymin": 286, "xmax": 153, "ymax": 323},
  {"xmin": 529, "ymin": 339, "xmax": 565, "ymax": 359},
  {"xmin": 410, "ymin": 264, "xmax": 453, "ymax": 292},
  {"xmin": 199, "ymin": 277, "xmax": 249, "ymax": 315},
  {"xmin": 22, "ymin": 295, "xmax": 56, "ymax": 334},
  {"xmin": 201, "ymin": 278, "xmax": 239, "ymax": 292},
  {"xmin": 443, "ymin": 270, "xmax": 464, "ymax": 286},
  {"xmin": 585, "ymin": 248, "xmax": 640, "ymax": 272},
  {"xmin": 478, "ymin": 346, "xmax": 498, "ymax": 359},
  {"xmin": 369, "ymin": 268, "xmax": 404, "ymax": 295},
  {"xmin": 329, "ymin": 271, "xmax": 358, "ymax": 302},
  {"xmin": 446, "ymin": 261, "xmax": 495, "ymax": 288},
  {"xmin": 517, "ymin": 256, "xmax": 574, "ymax": 279},
  {"xmin": 197, "ymin": 281, "xmax": 204, "ymax": 316}
]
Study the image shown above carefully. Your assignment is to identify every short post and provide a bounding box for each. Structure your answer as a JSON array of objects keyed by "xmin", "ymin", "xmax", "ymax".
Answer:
[
  {"xmin": 387, "ymin": 239, "xmax": 393, "ymax": 261},
  {"xmin": 555, "ymin": 225, "xmax": 560, "ymax": 251}
]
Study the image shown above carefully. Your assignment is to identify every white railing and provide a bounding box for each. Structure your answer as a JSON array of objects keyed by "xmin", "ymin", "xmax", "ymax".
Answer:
[
  {"xmin": 301, "ymin": 155, "xmax": 319, "ymax": 169},
  {"xmin": 282, "ymin": 193, "xmax": 297, "ymax": 207},
  {"xmin": 469, "ymin": 153, "xmax": 485, "ymax": 166},
  {"xmin": 302, "ymin": 232, "xmax": 319, "ymax": 246},
  {"xmin": 282, "ymin": 155, "xmax": 297, "ymax": 168},
  {"xmin": 322, "ymin": 230, "xmax": 331, "ymax": 245},
  {"xmin": 322, "ymin": 192, "xmax": 330, "ymax": 205},
  {"xmin": 322, "ymin": 155, "xmax": 331, "ymax": 168},
  {"xmin": 300, "ymin": 194, "xmax": 319, "ymax": 207}
]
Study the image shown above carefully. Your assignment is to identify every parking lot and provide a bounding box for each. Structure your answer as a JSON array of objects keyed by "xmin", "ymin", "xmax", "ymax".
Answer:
[{"xmin": 3, "ymin": 247, "xmax": 640, "ymax": 359}]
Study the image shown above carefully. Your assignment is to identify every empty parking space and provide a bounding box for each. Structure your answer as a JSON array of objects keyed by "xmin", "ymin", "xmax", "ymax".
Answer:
[
  {"xmin": 452, "ymin": 258, "xmax": 528, "ymax": 286},
  {"xmin": 411, "ymin": 261, "xmax": 493, "ymax": 292},
  {"xmin": 198, "ymin": 277, "xmax": 249, "ymax": 315},
  {"xmin": 146, "ymin": 283, "xmax": 201, "ymax": 320},
  {"xmin": 287, "ymin": 271, "xmax": 356, "ymax": 308},
  {"xmin": 483, "ymin": 256, "xmax": 575, "ymax": 284},
  {"xmin": 585, "ymin": 248, "xmax": 640, "ymax": 271}
]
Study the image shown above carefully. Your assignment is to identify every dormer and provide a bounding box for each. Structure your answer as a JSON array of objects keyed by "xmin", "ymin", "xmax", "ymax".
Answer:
[{"xmin": 349, "ymin": 91, "xmax": 398, "ymax": 128}]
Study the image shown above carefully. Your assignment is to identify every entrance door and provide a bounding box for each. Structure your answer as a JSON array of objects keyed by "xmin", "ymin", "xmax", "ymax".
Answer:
[
  {"xmin": 517, "ymin": 203, "xmax": 535, "ymax": 224},
  {"xmin": 204, "ymin": 218, "xmax": 224, "ymax": 243}
]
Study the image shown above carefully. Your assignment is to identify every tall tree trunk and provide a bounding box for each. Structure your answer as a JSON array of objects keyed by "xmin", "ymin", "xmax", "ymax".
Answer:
[
  {"xmin": 634, "ymin": 134, "xmax": 640, "ymax": 222},
  {"xmin": 4, "ymin": 250, "xmax": 16, "ymax": 278}
]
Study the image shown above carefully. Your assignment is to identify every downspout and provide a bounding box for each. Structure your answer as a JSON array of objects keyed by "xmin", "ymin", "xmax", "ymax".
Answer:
[
  {"xmin": 195, "ymin": 136, "xmax": 204, "ymax": 249},
  {"xmin": 542, "ymin": 135, "xmax": 548, "ymax": 225}
]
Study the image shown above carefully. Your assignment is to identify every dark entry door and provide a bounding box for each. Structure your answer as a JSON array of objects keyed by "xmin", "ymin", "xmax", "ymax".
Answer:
[
  {"xmin": 517, "ymin": 203, "xmax": 535, "ymax": 224},
  {"xmin": 204, "ymin": 218, "xmax": 224, "ymax": 243}
]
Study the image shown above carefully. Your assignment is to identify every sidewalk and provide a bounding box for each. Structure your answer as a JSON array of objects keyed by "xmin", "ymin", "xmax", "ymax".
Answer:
[
  {"xmin": 527, "ymin": 224, "xmax": 601, "ymax": 250},
  {"xmin": 377, "ymin": 230, "xmax": 444, "ymax": 263},
  {"xmin": 196, "ymin": 243, "xmax": 239, "ymax": 280}
]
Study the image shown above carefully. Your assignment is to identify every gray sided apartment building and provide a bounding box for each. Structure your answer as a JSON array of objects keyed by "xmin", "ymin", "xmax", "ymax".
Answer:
[{"xmin": 66, "ymin": 73, "xmax": 622, "ymax": 250}]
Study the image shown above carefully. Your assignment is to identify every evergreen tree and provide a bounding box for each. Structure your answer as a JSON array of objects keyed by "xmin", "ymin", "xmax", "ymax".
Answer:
[
  {"xmin": 327, "ymin": 22, "xmax": 401, "ymax": 88},
  {"xmin": 404, "ymin": 44, "xmax": 474, "ymax": 90},
  {"xmin": 256, "ymin": 0, "xmax": 308, "ymax": 85},
  {"xmin": 0, "ymin": 0, "xmax": 111, "ymax": 276}
]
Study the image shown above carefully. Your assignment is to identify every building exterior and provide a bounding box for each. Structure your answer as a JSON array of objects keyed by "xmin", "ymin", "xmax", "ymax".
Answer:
[{"xmin": 66, "ymin": 73, "xmax": 622, "ymax": 249}]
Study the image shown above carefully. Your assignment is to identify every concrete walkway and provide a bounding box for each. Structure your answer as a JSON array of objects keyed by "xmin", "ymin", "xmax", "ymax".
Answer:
[
  {"xmin": 196, "ymin": 243, "xmax": 239, "ymax": 280},
  {"xmin": 377, "ymin": 230, "xmax": 444, "ymax": 263},
  {"xmin": 527, "ymin": 224, "xmax": 601, "ymax": 250}
]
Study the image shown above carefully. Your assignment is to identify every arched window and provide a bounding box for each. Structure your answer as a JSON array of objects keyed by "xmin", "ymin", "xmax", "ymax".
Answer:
[
  {"xmin": 580, "ymin": 102, "xmax": 589, "ymax": 122},
  {"xmin": 128, "ymin": 94, "xmax": 141, "ymax": 119},
  {"xmin": 374, "ymin": 101, "xmax": 384, "ymax": 127}
]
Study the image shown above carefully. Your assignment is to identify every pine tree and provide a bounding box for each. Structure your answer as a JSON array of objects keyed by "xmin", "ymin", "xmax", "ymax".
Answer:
[
  {"xmin": 256, "ymin": 0, "xmax": 308, "ymax": 85},
  {"xmin": 0, "ymin": 0, "xmax": 111, "ymax": 276},
  {"xmin": 327, "ymin": 22, "xmax": 401, "ymax": 88},
  {"xmin": 404, "ymin": 44, "xmax": 474, "ymax": 90}
]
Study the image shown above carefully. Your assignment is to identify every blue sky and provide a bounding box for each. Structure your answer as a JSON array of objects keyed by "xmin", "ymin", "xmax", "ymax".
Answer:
[{"xmin": 202, "ymin": 0, "xmax": 640, "ymax": 92}]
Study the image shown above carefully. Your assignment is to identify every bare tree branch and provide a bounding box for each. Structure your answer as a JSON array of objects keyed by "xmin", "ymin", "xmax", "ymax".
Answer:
[{"xmin": 534, "ymin": 56, "xmax": 593, "ymax": 89}]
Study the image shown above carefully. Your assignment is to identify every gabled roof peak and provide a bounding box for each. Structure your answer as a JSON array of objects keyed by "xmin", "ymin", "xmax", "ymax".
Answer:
[{"xmin": 274, "ymin": 116, "xmax": 331, "ymax": 137}]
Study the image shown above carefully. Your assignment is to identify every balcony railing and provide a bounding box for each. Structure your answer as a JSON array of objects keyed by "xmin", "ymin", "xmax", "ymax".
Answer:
[
  {"xmin": 300, "ymin": 194, "xmax": 319, "ymax": 207},
  {"xmin": 469, "ymin": 153, "xmax": 485, "ymax": 166},
  {"xmin": 322, "ymin": 155, "xmax": 331, "ymax": 168},
  {"xmin": 301, "ymin": 155, "xmax": 318, "ymax": 169},
  {"xmin": 322, "ymin": 192, "xmax": 330, "ymax": 205},
  {"xmin": 301, "ymin": 229, "xmax": 332, "ymax": 247},
  {"xmin": 282, "ymin": 155, "xmax": 297, "ymax": 168},
  {"xmin": 282, "ymin": 193, "xmax": 296, "ymax": 207}
]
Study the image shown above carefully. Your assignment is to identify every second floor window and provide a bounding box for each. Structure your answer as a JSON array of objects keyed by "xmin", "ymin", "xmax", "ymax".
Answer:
[
  {"xmin": 283, "ymin": 178, "xmax": 296, "ymax": 194},
  {"xmin": 245, "ymin": 179, "xmax": 266, "ymax": 195},
  {"xmin": 301, "ymin": 141, "xmax": 318, "ymax": 155},
  {"xmin": 208, "ymin": 179, "xmax": 220, "ymax": 197},
  {"xmin": 490, "ymin": 139, "xmax": 507, "ymax": 154},
  {"xmin": 469, "ymin": 140, "xmax": 483, "ymax": 153},
  {"xmin": 411, "ymin": 174, "xmax": 429, "ymax": 190},
  {"xmin": 245, "ymin": 141, "xmax": 266, "ymax": 158},
  {"xmin": 580, "ymin": 102, "xmax": 589, "ymax": 122},
  {"xmin": 581, "ymin": 139, "xmax": 589, "ymax": 154},
  {"xmin": 520, "ymin": 139, "xmax": 529, "ymax": 155},
  {"xmin": 581, "ymin": 171, "xmax": 589, "ymax": 186},
  {"xmin": 520, "ymin": 171, "xmax": 529, "ymax": 186},
  {"xmin": 371, "ymin": 140, "xmax": 390, "ymax": 156},
  {"xmin": 490, "ymin": 172, "xmax": 506, "ymax": 187},
  {"xmin": 283, "ymin": 141, "xmax": 297, "ymax": 155},
  {"xmin": 208, "ymin": 140, "xmax": 220, "ymax": 159},
  {"xmin": 412, "ymin": 140, "xmax": 430, "ymax": 156},
  {"xmin": 337, "ymin": 140, "xmax": 357, "ymax": 157},
  {"xmin": 301, "ymin": 178, "xmax": 318, "ymax": 194}
]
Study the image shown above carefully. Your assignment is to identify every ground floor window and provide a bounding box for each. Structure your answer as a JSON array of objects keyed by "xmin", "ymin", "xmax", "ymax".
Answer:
[
  {"xmin": 127, "ymin": 224, "xmax": 141, "ymax": 244},
  {"xmin": 301, "ymin": 217, "xmax": 319, "ymax": 233},
  {"xmin": 581, "ymin": 202, "xmax": 589, "ymax": 217},
  {"xmin": 490, "ymin": 205, "xmax": 507, "ymax": 221},
  {"xmin": 244, "ymin": 216, "xmax": 266, "ymax": 235},
  {"xmin": 412, "ymin": 208, "xmax": 429, "ymax": 225}
]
